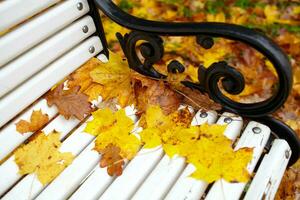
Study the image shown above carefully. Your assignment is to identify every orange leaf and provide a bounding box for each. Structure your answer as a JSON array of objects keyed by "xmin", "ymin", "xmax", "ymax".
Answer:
[
  {"xmin": 98, "ymin": 144, "xmax": 125, "ymax": 176},
  {"xmin": 46, "ymin": 83, "xmax": 92, "ymax": 120},
  {"xmin": 16, "ymin": 110, "xmax": 49, "ymax": 134},
  {"xmin": 134, "ymin": 77, "xmax": 182, "ymax": 115},
  {"xmin": 179, "ymin": 87, "xmax": 222, "ymax": 111}
]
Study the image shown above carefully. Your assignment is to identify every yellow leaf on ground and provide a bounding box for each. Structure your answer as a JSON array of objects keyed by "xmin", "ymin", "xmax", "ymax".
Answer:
[
  {"xmin": 16, "ymin": 110, "xmax": 49, "ymax": 134},
  {"xmin": 264, "ymin": 5, "xmax": 279, "ymax": 24},
  {"xmin": 14, "ymin": 131, "xmax": 74, "ymax": 185}
]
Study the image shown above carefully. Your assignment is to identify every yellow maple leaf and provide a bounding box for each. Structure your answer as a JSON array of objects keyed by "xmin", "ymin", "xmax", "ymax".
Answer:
[
  {"xmin": 89, "ymin": 51, "xmax": 135, "ymax": 107},
  {"xmin": 85, "ymin": 108, "xmax": 140, "ymax": 160},
  {"xmin": 84, "ymin": 108, "xmax": 116, "ymax": 136},
  {"xmin": 15, "ymin": 110, "xmax": 49, "ymax": 134},
  {"xmin": 139, "ymin": 106, "xmax": 175, "ymax": 148},
  {"xmin": 140, "ymin": 106, "xmax": 193, "ymax": 148},
  {"xmin": 162, "ymin": 123, "xmax": 253, "ymax": 183},
  {"xmin": 14, "ymin": 131, "xmax": 74, "ymax": 185}
]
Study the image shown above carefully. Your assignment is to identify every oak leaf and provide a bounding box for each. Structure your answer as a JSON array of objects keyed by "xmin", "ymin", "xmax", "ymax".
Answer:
[
  {"xmin": 46, "ymin": 83, "xmax": 92, "ymax": 120},
  {"xmin": 16, "ymin": 110, "xmax": 49, "ymax": 134},
  {"xmin": 14, "ymin": 131, "xmax": 74, "ymax": 185},
  {"xmin": 99, "ymin": 144, "xmax": 125, "ymax": 176}
]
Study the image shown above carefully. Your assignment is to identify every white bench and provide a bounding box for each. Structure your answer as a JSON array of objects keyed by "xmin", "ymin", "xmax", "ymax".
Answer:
[{"xmin": 0, "ymin": 1, "xmax": 296, "ymax": 200}]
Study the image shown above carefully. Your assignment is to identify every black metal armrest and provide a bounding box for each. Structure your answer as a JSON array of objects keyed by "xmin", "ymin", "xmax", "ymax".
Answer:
[{"xmin": 92, "ymin": 0, "xmax": 299, "ymax": 165}]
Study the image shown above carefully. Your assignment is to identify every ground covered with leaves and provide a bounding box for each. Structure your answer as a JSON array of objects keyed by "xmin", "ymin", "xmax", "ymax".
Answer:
[{"xmin": 102, "ymin": 0, "xmax": 300, "ymax": 199}]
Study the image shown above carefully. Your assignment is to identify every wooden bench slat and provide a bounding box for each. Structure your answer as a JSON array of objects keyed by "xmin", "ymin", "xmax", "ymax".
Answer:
[
  {"xmin": 0, "ymin": 15, "xmax": 96, "ymax": 97},
  {"xmin": 2, "ymin": 106, "xmax": 136, "ymax": 200},
  {"xmin": 131, "ymin": 112, "xmax": 238, "ymax": 200},
  {"xmin": 36, "ymin": 141, "xmax": 100, "ymax": 200},
  {"xmin": 244, "ymin": 139, "xmax": 291, "ymax": 200},
  {"xmin": 36, "ymin": 106, "xmax": 137, "ymax": 200},
  {"xmin": 0, "ymin": 115, "xmax": 80, "ymax": 196},
  {"xmin": 0, "ymin": 99, "xmax": 57, "ymax": 161},
  {"xmin": 205, "ymin": 121, "xmax": 271, "ymax": 200},
  {"xmin": 164, "ymin": 113, "xmax": 243, "ymax": 200},
  {"xmin": 2, "ymin": 118, "xmax": 94, "ymax": 200},
  {"xmin": 103, "ymin": 148, "xmax": 165, "ymax": 200},
  {"xmin": 0, "ymin": 0, "xmax": 59, "ymax": 32},
  {"xmin": 0, "ymin": 0, "xmax": 89, "ymax": 67},
  {"xmin": 0, "ymin": 36, "xmax": 102, "ymax": 127}
]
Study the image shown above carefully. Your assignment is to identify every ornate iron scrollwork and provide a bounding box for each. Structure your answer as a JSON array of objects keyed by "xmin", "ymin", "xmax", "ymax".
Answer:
[{"xmin": 94, "ymin": 0, "xmax": 299, "ymax": 165}]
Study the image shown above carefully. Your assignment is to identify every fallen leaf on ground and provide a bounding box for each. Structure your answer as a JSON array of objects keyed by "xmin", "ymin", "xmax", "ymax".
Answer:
[
  {"xmin": 16, "ymin": 110, "xmax": 49, "ymax": 134},
  {"xmin": 46, "ymin": 83, "xmax": 92, "ymax": 120},
  {"xmin": 14, "ymin": 131, "xmax": 74, "ymax": 185}
]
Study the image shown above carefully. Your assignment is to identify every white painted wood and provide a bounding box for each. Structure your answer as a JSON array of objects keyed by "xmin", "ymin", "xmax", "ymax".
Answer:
[
  {"xmin": 191, "ymin": 110, "xmax": 217, "ymax": 126},
  {"xmin": 0, "ymin": 16, "xmax": 96, "ymax": 97},
  {"xmin": 131, "ymin": 110, "xmax": 221, "ymax": 200},
  {"xmin": 3, "ymin": 105, "xmax": 136, "ymax": 199},
  {"xmin": 2, "ymin": 117, "xmax": 95, "ymax": 200},
  {"xmin": 165, "ymin": 113, "xmax": 243, "ymax": 200},
  {"xmin": 0, "ymin": 0, "xmax": 59, "ymax": 32},
  {"xmin": 131, "ymin": 155, "xmax": 186, "ymax": 200},
  {"xmin": 0, "ymin": 0, "xmax": 90, "ymax": 67},
  {"xmin": 205, "ymin": 121, "xmax": 271, "ymax": 200},
  {"xmin": 35, "ymin": 141, "xmax": 100, "ymax": 200},
  {"xmin": 0, "ymin": 116, "xmax": 81, "ymax": 196},
  {"xmin": 0, "ymin": 99, "xmax": 57, "ymax": 161},
  {"xmin": 0, "ymin": 36, "xmax": 103, "ymax": 127},
  {"xmin": 99, "ymin": 147, "xmax": 164, "ymax": 200},
  {"xmin": 35, "ymin": 106, "xmax": 138, "ymax": 200},
  {"xmin": 244, "ymin": 139, "xmax": 291, "ymax": 200},
  {"xmin": 69, "ymin": 166, "xmax": 116, "ymax": 200}
]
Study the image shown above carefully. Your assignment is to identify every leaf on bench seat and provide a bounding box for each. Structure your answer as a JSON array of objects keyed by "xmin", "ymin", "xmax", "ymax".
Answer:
[
  {"xmin": 45, "ymin": 83, "xmax": 92, "ymax": 120},
  {"xmin": 89, "ymin": 51, "xmax": 136, "ymax": 107},
  {"xmin": 14, "ymin": 131, "xmax": 74, "ymax": 185},
  {"xmin": 85, "ymin": 108, "xmax": 141, "ymax": 176},
  {"xmin": 15, "ymin": 109, "xmax": 49, "ymax": 134},
  {"xmin": 99, "ymin": 144, "xmax": 125, "ymax": 176}
]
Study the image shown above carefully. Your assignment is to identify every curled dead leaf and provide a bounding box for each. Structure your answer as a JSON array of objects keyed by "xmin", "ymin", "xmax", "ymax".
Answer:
[{"xmin": 46, "ymin": 83, "xmax": 92, "ymax": 120}]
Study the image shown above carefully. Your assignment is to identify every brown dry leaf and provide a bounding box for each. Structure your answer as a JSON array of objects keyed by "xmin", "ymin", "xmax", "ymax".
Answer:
[
  {"xmin": 179, "ymin": 86, "xmax": 222, "ymax": 111},
  {"xmin": 99, "ymin": 144, "xmax": 125, "ymax": 176},
  {"xmin": 16, "ymin": 110, "xmax": 49, "ymax": 134},
  {"xmin": 46, "ymin": 83, "xmax": 92, "ymax": 120},
  {"xmin": 134, "ymin": 77, "xmax": 182, "ymax": 115},
  {"xmin": 14, "ymin": 131, "xmax": 74, "ymax": 185}
]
